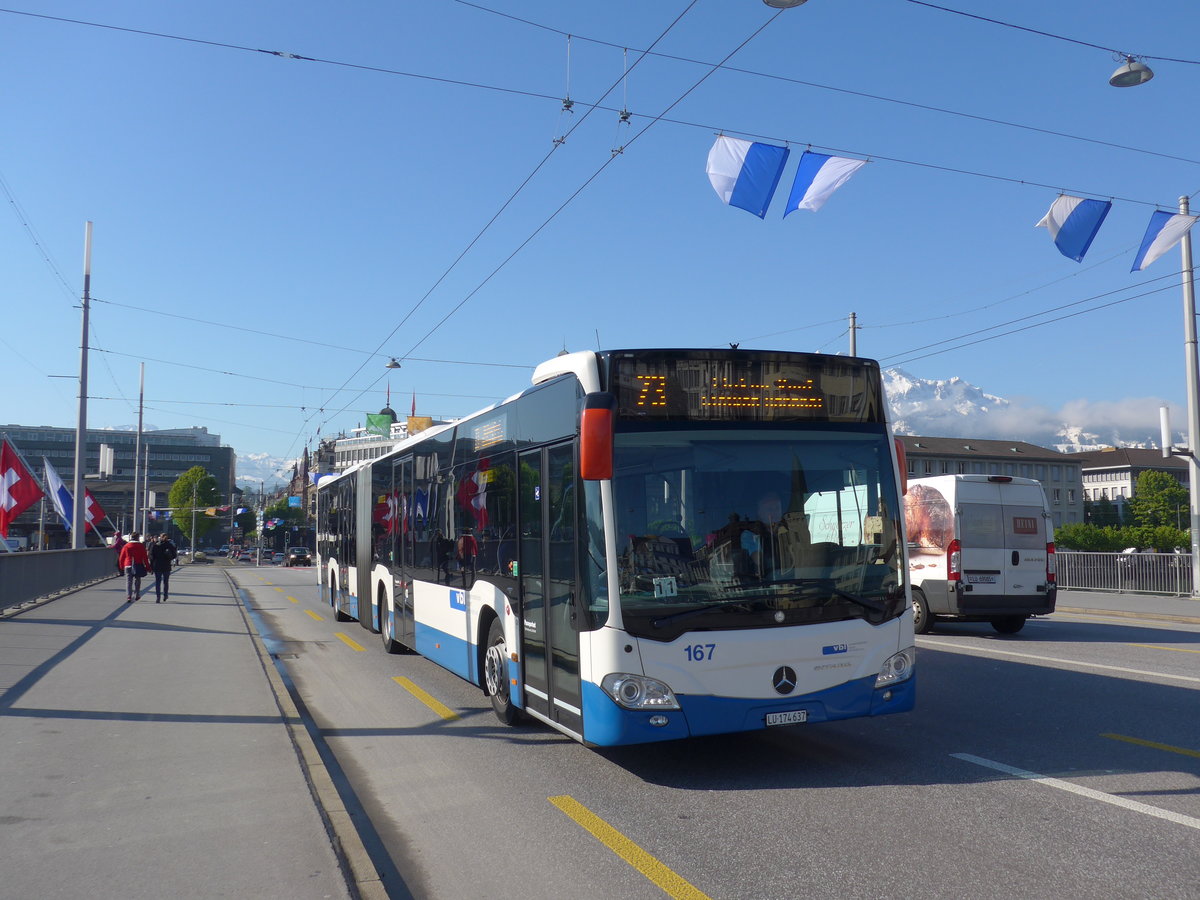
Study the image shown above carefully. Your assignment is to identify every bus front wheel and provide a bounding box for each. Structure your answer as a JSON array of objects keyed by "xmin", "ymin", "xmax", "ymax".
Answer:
[
  {"xmin": 381, "ymin": 588, "xmax": 402, "ymax": 653},
  {"xmin": 485, "ymin": 618, "xmax": 519, "ymax": 726}
]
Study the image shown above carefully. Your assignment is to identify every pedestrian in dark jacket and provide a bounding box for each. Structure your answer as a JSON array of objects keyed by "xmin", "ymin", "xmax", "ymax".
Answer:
[
  {"xmin": 118, "ymin": 533, "xmax": 150, "ymax": 602},
  {"xmin": 148, "ymin": 533, "xmax": 178, "ymax": 603},
  {"xmin": 112, "ymin": 532, "xmax": 127, "ymax": 575}
]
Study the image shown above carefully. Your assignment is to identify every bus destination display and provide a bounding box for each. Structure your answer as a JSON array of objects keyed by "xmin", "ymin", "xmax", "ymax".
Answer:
[{"xmin": 609, "ymin": 351, "xmax": 882, "ymax": 423}]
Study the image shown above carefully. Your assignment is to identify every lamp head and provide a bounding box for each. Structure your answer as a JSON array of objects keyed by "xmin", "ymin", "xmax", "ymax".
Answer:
[
  {"xmin": 763, "ymin": 0, "xmax": 809, "ymax": 7},
  {"xmin": 1110, "ymin": 56, "xmax": 1154, "ymax": 87},
  {"xmin": 385, "ymin": 357, "xmax": 402, "ymax": 369}
]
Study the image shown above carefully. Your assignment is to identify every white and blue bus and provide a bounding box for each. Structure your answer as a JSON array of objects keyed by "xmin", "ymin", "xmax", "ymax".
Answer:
[{"xmin": 316, "ymin": 349, "xmax": 914, "ymax": 746}]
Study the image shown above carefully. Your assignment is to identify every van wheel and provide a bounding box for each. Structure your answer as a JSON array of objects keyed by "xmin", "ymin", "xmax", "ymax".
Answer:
[
  {"xmin": 911, "ymin": 589, "xmax": 932, "ymax": 635},
  {"xmin": 991, "ymin": 615, "xmax": 1026, "ymax": 635},
  {"xmin": 484, "ymin": 618, "xmax": 520, "ymax": 726}
]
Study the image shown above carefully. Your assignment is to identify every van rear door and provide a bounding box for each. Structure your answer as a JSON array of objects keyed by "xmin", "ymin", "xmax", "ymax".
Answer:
[
  {"xmin": 1001, "ymin": 484, "xmax": 1050, "ymax": 597},
  {"xmin": 957, "ymin": 492, "xmax": 1006, "ymax": 599}
]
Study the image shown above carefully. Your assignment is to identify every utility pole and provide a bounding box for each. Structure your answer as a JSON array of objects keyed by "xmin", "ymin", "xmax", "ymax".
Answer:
[
  {"xmin": 849, "ymin": 311, "xmax": 859, "ymax": 357},
  {"xmin": 133, "ymin": 362, "xmax": 144, "ymax": 535},
  {"xmin": 1177, "ymin": 196, "xmax": 1200, "ymax": 597},
  {"xmin": 71, "ymin": 222, "xmax": 92, "ymax": 547}
]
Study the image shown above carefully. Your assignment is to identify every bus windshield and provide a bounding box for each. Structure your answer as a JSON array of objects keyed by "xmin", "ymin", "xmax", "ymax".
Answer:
[{"xmin": 612, "ymin": 427, "xmax": 905, "ymax": 640}]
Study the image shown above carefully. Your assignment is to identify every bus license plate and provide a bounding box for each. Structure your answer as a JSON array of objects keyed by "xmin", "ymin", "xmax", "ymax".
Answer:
[
  {"xmin": 766, "ymin": 710, "xmax": 808, "ymax": 726},
  {"xmin": 966, "ymin": 574, "xmax": 997, "ymax": 584}
]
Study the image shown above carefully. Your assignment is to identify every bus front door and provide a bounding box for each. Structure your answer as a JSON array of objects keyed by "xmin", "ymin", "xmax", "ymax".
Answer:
[{"xmin": 518, "ymin": 443, "xmax": 583, "ymax": 737}]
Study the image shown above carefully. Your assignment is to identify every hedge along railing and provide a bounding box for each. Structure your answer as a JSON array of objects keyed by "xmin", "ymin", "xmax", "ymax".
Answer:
[
  {"xmin": 0, "ymin": 548, "xmax": 117, "ymax": 612},
  {"xmin": 1056, "ymin": 550, "xmax": 1193, "ymax": 596}
]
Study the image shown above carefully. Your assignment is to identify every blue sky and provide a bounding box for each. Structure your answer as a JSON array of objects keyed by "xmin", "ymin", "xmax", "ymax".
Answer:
[{"xmin": 3, "ymin": 0, "xmax": 1198, "ymax": 470}]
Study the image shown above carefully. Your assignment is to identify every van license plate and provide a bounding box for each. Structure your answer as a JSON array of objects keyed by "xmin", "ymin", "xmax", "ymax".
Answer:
[
  {"xmin": 967, "ymin": 574, "xmax": 997, "ymax": 584},
  {"xmin": 766, "ymin": 710, "xmax": 808, "ymax": 726}
]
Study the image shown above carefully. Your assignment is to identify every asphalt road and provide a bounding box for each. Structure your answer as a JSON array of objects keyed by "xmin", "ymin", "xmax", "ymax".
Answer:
[{"xmin": 233, "ymin": 567, "xmax": 1200, "ymax": 900}]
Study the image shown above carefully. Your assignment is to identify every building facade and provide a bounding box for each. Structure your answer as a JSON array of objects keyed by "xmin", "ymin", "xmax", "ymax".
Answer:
[
  {"xmin": 0, "ymin": 423, "xmax": 237, "ymax": 546},
  {"xmin": 899, "ymin": 435, "xmax": 1084, "ymax": 528},
  {"xmin": 1071, "ymin": 447, "xmax": 1189, "ymax": 522}
]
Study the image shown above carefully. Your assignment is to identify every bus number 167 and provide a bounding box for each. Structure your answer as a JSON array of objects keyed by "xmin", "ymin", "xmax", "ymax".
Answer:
[{"xmin": 685, "ymin": 643, "xmax": 716, "ymax": 662}]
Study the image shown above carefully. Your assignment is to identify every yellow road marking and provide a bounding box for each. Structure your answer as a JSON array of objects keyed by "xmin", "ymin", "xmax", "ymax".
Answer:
[
  {"xmin": 1129, "ymin": 643, "xmax": 1200, "ymax": 655},
  {"xmin": 274, "ymin": 587, "xmax": 284, "ymax": 593},
  {"xmin": 1103, "ymin": 733, "xmax": 1200, "ymax": 760},
  {"xmin": 549, "ymin": 795, "xmax": 711, "ymax": 900},
  {"xmin": 287, "ymin": 596, "xmax": 299, "ymax": 604},
  {"xmin": 305, "ymin": 609, "xmax": 323, "ymax": 621},
  {"xmin": 335, "ymin": 632, "xmax": 366, "ymax": 652},
  {"xmin": 392, "ymin": 676, "xmax": 459, "ymax": 720}
]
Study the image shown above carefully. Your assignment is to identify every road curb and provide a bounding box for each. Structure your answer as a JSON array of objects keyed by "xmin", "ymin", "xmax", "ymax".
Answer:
[
  {"xmin": 1057, "ymin": 605, "xmax": 1200, "ymax": 626},
  {"xmin": 223, "ymin": 570, "xmax": 389, "ymax": 900}
]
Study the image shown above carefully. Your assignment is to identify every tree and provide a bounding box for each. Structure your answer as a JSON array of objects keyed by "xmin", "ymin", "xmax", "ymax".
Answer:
[
  {"xmin": 168, "ymin": 466, "xmax": 221, "ymax": 546},
  {"xmin": 1052, "ymin": 523, "xmax": 1127, "ymax": 552},
  {"xmin": 1126, "ymin": 470, "xmax": 1190, "ymax": 529}
]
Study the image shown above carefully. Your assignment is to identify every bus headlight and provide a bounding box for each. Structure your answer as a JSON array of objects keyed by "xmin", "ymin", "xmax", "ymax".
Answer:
[
  {"xmin": 875, "ymin": 647, "xmax": 915, "ymax": 688},
  {"xmin": 601, "ymin": 673, "xmax": 680, "ymax": 711}
]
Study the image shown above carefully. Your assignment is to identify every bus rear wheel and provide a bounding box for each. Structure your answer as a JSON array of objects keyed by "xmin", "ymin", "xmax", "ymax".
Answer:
[
  {"xmin": 381, "ymin": 588, "xmax": 402, "ymax": 654},
  {"xmin": 991, "ymin": 615, "xmax": 1026, "ymax": 635},
  {"xmin": 485, "ymin": 618, "xmax": 519, "ymax": 726}
]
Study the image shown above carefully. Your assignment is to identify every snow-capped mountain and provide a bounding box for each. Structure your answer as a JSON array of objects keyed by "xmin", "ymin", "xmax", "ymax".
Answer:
[
  {"xmin": 236, "ymin": 452, "xmax": 295, "ymax": 489},
  {"xmin": 883, "ymin": 368, "xmax": 1175, "ymax": 452}
]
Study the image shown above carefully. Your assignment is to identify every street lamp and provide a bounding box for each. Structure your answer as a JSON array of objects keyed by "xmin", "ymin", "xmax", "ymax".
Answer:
[{"xmin": 1109, "ymin": 55, "xmax": 1154, "ymax": 88}]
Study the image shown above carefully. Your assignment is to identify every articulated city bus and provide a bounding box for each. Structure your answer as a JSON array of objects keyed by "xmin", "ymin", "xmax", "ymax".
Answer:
[{"xmin": 315, "ymin": 348, "xmax": 914, "ymax": 746}]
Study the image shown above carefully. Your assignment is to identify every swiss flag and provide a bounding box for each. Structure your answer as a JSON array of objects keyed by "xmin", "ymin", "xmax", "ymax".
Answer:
[
  {"xmin": 0, "ymin": 439, "xmax": 45, "ymax": 538},
  {"xmin": 84, "ymin": 490, "xmax": 106, "ymax": 533}
]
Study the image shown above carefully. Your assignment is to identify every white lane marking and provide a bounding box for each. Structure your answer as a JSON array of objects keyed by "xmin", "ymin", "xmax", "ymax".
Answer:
[
  {"xmin": 917, "ymin": 638, "xmax": 1200, "ymax": 685},
  {"xmin": 952, "ymin": 753, "xmax": 1200, "ymax": 831}
]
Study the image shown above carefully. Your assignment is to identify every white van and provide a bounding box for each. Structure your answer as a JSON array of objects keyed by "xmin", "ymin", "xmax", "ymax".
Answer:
[{"xmin": 904, "ymin": 474, "xmax": 1056, "ymax": 635}]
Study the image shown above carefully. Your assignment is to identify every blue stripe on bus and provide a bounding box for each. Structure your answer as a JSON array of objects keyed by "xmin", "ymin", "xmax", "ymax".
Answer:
[
  {"xmin": 580, "ymin": 674, "xmax": 915, "ymax": 747},
  {"xmin": 414, "ymin": 622, "xmax": 475, "ymax": 683}
]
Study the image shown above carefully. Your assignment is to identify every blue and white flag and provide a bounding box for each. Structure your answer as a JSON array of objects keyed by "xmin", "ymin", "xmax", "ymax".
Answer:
[
  {"xmin": 1035, "ymin": 195, "xmax": 1111, "ymax": 262},
  {"xmin": 706, "ymin": 136, "xmax": 790, "ymax": 219},
  {"xmin": 1131, "ymin": 210, "xmax": 1199, "ymax": 272},
  {"xmin": 783, "ymin": 152, "xmax": 866, "ymax": 216},
  {"xmin": 43, "ymin": 457, "xmax": 74, "ymax": 529}
]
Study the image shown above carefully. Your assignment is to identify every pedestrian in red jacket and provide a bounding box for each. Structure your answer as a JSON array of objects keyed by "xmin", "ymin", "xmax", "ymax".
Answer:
[{"xmin": 119, "ymin": 533, "xmax": 150, "ymax": 602}]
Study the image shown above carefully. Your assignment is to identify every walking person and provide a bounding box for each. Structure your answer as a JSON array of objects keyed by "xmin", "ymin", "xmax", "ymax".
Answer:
[
  {"xmin": 148, "ymin": 532, "xmax": 178, "ymax": 602},
  {"xmin": 112, "ymin": 531, "xmax": 127, "ymax": 575},
  {"xmin": 119, "ymin": 532, "xmax": 150, "ymax": 602}
]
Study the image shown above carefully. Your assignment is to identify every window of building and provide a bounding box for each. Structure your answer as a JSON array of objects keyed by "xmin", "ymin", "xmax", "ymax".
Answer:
[
  {"xmin": 1068, "ymin": 489, "xmax": 1075, "ymax": 503},
  {"xmin": 1051, "ymin": 466, "xmax": 1061, "ymax": 480},
  {"xmin": 1053, "ymin": 488, "xmax": 1061, "ymax": 503}
]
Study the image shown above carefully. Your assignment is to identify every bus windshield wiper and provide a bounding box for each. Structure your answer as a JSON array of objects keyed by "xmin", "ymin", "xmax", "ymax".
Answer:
[
  {"xmin": 650, "ymin": 599, "xmax": 754, "ymax": 629},
  {"xmin": 768, "ymin": 579, "xmax": 889, "ymax": 614}
]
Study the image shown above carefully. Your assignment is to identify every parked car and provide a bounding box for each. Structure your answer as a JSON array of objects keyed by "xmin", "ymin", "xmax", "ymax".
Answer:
[
  {"xmin": 273, "ymin": 551, "xmax": 287, "ymax": 563},
  {"xmin": 286, "ymin": 547, "xmax": 311, "ymax": 567}
]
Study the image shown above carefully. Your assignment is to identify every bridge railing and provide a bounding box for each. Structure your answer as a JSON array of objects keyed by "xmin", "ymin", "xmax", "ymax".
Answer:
[
  {"xmin": 1056, "ymin": 550, "xmax": 1193, "ymax": 596},
  {"xmin": 0, "ymin": 548, "xmax": 117, "ymax": 612}
]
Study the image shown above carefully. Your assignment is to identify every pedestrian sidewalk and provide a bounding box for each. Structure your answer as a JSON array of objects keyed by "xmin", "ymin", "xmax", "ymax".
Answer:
[
  {"xmin": 0, "ymin": 564, "xmax": 364, "ymax": 900},
  {"xmin": 1057, "ymin": 588, "xmax": 1200, "ymax": 625}
]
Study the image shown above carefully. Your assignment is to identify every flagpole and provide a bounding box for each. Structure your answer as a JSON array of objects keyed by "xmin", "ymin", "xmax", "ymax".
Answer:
[{"xmin": 71, "ymin": 222, "xmax": 93, "ymax": 548}]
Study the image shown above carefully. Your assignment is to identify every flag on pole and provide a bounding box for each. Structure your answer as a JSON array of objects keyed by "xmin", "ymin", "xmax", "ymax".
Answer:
[
  {"xmin": 0, "ymin": 439, "xmax": 44, "ymax": 538},
  {"xmin": 83, "ymin": 491, "xmax": 106, "ymax": 532},
  {"xmin": 1035, "ymin": 195, "xmax": 1112, "ymax": 262},
  {"xmin": 43, "ymin": 457, "xmax": 75, "ymax": 528},
  {"xmin": 366, "ymin": 413, "xmax": 391, "ymax": 436},
  {"xmin": 783, "ymin": 152, "xmax": 866, "ymax": 215},
  {"xmin": 1131, "ymin": 210, "xmax": 1199, "ymax": 271},
  {"xmin": 706, "ymin": 136, "xmax": 790, "ymax": 219}
]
